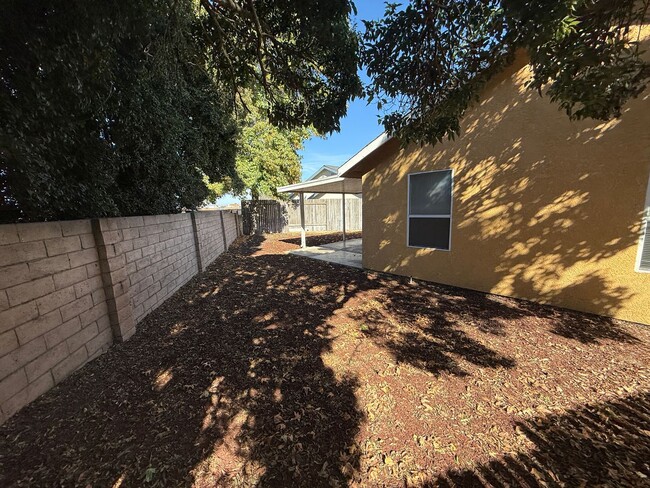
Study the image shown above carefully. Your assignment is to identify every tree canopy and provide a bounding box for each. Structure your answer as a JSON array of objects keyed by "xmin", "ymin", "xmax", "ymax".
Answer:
[
  {"xmin": 206, "ymin": 92, "xmax": 311, "ymax": 201},
  {"xmin": 4, "ymin": 0, "xmax": 649, "ymax": 223},
  {"xmin": 362, "ymin": 0, "xmax": 650, "ymax": 145},
  {"xmin": 0, "ymin": 0, "xmax": 238, "ymax": 222},
  {"xmin": 0, "ymin": 0, "xmax": 361, "ymax": 222},
  {"xmin": 199, "ymin": 0, "xmax": 362, "ymax": 134}
]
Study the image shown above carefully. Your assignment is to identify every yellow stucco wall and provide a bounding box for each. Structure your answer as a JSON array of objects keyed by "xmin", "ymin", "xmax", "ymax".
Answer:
[{"xmin": 362, "ymin": 54, "xmax": 650, "ymax": 325}]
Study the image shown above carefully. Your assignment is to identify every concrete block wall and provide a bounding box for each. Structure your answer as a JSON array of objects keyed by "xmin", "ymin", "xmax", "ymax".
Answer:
[
  {"xmin": 193, "ymin": 211, "xmax": 226, "ymax": 271},
  {"xmin": 222, "ymin": 212, "xmax": 239, "ymax": 247},
  {"xmin": 0, "ymin": 210, "xmax": 241, "ymax": 423},
  {"xmin": 0, "ymin": 220, "xmax": 113, "ymax": 423},
  {"xmin": 111, "ymin": 213, "xmax": 199, "ymax": 324}
]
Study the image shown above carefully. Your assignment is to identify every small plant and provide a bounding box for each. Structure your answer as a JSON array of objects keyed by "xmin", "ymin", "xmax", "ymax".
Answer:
[{"xmin": 144, "ymin": 467, "xmax": 157, "ymax": 483}]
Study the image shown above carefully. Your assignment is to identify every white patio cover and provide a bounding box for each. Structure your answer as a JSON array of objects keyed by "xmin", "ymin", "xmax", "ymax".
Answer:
[{"xmin": 277, "ymin": 175, "xmax": 362, "ymax": 195}]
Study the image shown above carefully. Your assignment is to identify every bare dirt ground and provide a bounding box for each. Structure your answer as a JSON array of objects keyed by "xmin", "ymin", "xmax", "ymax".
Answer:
[{"xmin": 1, "ymin": 232, "xmax": 649, "ymax": 487}]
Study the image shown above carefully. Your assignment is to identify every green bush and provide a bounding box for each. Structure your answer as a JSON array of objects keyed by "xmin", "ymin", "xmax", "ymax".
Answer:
[{"xmin": 0, "ymin": 0, "xmax": 237, "ymax": 222}]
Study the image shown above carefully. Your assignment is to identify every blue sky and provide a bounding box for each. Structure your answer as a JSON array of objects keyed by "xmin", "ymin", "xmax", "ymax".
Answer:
[
  {"xmin": 218, "ymin": 0, "xmax": 387, "ymax": 204},
  {"xmin": 298, "ymin": 1, "xmax": 387, "ymax": 180}
]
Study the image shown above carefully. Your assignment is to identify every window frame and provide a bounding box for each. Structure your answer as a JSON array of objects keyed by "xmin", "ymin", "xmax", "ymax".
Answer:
[
  {"xmin": 406, "ymin": 169, "xmax": 454, "ymax": 251},
  {"xmin": 635, "ymin": 173, "xmax": 650, "ymax": 273}
]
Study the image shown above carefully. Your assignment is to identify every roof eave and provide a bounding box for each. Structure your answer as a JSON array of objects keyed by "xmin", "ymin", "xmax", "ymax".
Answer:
[
  {"xmin": 277, "ymin": 175, "xmax": 362, "ymax": 194},
  {"xmin": 337, "ymin": 132, "xmax": 392, "ymax": 178}
]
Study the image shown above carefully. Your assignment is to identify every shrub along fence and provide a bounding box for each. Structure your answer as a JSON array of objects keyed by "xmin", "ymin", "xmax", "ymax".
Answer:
[{"xmin": 0, "ymin": 210, "xmax": 241, "ymax": 424}]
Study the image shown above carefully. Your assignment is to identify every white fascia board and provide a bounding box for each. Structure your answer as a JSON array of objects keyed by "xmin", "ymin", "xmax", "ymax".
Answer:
[
  {"xmin": 278, "ymin": 175, "xmax": 347, "ymax": 193},
  {"xmin": 337, "ymin": 132, "xmax": 391, "ymax": 177}
]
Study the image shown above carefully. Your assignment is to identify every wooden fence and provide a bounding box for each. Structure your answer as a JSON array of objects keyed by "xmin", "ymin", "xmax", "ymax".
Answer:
[
  {"xmin": 241, "ymin": 200, "xmax": 288, "ymax": 235},
  {"xmin": 242, "ymin": 198, "xmax": 362, "ymax": 235}
]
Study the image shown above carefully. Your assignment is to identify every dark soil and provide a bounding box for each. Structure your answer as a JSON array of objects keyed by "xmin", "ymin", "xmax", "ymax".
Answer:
[{"xmin": 1, "ymin": 232, "xmax": 649, "ymax": 487}]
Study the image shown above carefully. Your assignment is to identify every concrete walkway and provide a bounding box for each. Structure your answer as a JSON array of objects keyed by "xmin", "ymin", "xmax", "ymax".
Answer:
[{"xmin": 289, "ymin": 238, "xmax": 363, "ymax": 269}]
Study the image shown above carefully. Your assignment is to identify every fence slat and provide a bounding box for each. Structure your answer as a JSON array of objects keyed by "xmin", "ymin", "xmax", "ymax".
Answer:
[{"xmin": 242, "ymin": 198, "xmax": 362, "ymax": 235}]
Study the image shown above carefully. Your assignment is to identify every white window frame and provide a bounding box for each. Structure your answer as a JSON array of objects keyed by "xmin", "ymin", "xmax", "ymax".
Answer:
[
  {"xmin": 635, "ymin": 172, "xmax": 650, "ymax": 273},
  {"xmin": 406, "ymin": 169, "xmax": 453, "ymax": 251}
]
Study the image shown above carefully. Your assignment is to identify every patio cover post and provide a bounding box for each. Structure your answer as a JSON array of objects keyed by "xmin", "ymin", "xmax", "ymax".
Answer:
[
  {"xmin": 299, "ymin": 192, "xmax": 306, "ymax": 248},
  {"xmin": 341, "ymin": 192, "xmax": 346, "ymax": 246}
]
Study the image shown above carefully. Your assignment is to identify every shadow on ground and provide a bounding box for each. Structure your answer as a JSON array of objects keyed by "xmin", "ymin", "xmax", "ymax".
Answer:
[
  {"xmin": 350, "ymin": 276, "xmax": 639, "ymax": 378},
  {"xmin": 424, "ymin": 392, "xmax": 650, "ymax": 487},
  {"xmin": 0, "ymin": 235, "xmax": 371, "ymax": 487},
  {"xmin": 0, "ymin": 233, "xmax": 647, "ymax": 487}
]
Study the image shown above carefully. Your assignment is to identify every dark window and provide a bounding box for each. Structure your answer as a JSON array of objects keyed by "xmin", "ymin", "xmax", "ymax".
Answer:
[{"xmin": 408, "ymin": 170, "xmax": 452, "ymax": 250}]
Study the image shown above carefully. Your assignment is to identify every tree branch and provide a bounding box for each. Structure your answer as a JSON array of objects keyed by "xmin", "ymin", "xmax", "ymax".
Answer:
[
  {"xmin": 199, "ymin": 0, "xmax": 251, "ymax": 112},
  {"xmin": 245, "ymin": 0, "xmax": 272, "ymax": 94}
]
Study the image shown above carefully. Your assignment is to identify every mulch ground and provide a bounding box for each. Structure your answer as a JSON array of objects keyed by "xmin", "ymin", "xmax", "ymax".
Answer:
[{"xmin": 1, "ymin": 232, "xmax": 649, "ymax": 487}]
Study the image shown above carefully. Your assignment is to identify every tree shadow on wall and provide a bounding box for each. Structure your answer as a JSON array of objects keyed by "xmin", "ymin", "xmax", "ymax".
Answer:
[
  {"xmin": 361, "ymin": 65, "xmax": 648, "ymax": 337},
  {"xmin": 422, "ymin": 391, "xmax": 650, "ymax": 487}
]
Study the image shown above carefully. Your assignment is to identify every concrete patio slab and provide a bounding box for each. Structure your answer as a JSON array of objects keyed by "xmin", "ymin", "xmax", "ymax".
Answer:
[
  {"xmin": 289, "ymin": 238, "xmax": 363, "ymax": 268},
  {"xmin": 321, "ymin": 239, "xmax": 363, "ymax": 253}
]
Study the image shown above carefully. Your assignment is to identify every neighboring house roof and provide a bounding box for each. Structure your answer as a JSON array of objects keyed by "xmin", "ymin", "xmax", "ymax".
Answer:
[
  {"xmin": 279, "ymin": 141, "xmax": 393, "ymax": 196},
  {"xmin": 306, "ymin": 165, "xmax": 338, "ymax": 181},
  {"xmin": 284, "ymin": 164, "xmax": 359, "ymax": 198}
]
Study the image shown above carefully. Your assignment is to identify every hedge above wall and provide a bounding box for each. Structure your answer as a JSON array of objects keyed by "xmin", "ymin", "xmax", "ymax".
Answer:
[{"xmin": 0, "ymin": 0, "xmax": 237, "ymax": 224}]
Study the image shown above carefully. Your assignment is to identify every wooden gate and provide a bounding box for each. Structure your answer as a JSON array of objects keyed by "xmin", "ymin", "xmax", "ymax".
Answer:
[{"xmin": 241, "ymin": 200, "xmax": 288, "ymax": 235}]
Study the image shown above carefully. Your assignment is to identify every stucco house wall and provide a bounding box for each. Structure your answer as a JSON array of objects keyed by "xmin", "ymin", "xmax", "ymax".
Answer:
[{"xmin": 362, "ymin": 55, "xmax": 650, "ymax": 325}]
